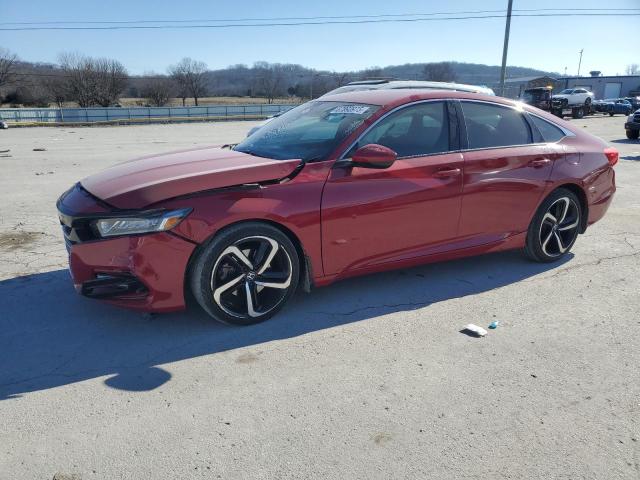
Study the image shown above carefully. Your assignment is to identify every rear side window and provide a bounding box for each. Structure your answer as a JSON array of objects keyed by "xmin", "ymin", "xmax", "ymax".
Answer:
[
  {"xmin": 531, "ymin": 115, "xmax": 566, "ymax": 143},
  {"xmin": 461, "ymin": 102, "xmax": 532, "ymax": 149},
  {"xmin": 351, "ymin": 101, "xmax": 450, "ymax": 157}
]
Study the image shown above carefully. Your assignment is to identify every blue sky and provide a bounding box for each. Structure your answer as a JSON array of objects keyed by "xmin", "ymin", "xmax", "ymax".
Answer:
[{"xmin": 0, "ymin": 0, "xmax": 637, "ymax": 75}]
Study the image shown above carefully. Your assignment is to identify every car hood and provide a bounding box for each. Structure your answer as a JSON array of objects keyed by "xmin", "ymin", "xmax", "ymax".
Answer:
[
  {"xmin": 81, "ymin": 146, "xmax": 301, "ymax": 209},
  {"xmin": 552, "ymin": 94, "xmax": 570, "ymax": 99}
]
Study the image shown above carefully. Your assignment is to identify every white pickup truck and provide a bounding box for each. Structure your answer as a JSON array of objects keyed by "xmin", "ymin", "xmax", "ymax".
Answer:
[{"xmin": 552, "ymin": 88, "xmax": 595, "ymax": 118}]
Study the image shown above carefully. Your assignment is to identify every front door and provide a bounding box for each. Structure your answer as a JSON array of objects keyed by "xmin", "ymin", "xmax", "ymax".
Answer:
[{"xmin": 321, "ymin": 101, "xmax": 464, "ymax": 276}]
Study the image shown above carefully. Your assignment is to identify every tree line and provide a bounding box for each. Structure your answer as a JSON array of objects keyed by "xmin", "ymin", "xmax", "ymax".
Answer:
[
  {"xmin": 0, "ymin": 47, "xmax": 477, "ymax": 108},
  {"xmin": 0, "ymin": 49, "xmax": 215, "ymax": 107},
  {"xmin": 6, "ymin": 46, "xmax": 628, "ymax": 108}
]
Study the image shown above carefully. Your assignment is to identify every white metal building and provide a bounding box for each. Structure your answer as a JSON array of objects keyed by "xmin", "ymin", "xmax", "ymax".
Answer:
[{"xmin": 560, "ymin": 75, "xmax": 640, "ymax": 99}]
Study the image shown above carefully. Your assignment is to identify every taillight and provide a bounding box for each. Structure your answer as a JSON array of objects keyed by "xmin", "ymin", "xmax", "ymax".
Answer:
[{"xmin": 604, "ymin": 147, "xmax": 618, "ymax": 166}]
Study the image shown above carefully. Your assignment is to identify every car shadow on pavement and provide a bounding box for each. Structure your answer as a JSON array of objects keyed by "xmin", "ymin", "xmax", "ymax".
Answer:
[{"xmin": 0, "ymin": 250, "xmax": 571, "ymax": 400}]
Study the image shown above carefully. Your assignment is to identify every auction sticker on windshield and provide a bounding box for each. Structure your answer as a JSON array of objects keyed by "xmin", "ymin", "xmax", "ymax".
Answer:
[{"xmin": 329, "ymin": 105, "xmax": 371, "ymax": 115}]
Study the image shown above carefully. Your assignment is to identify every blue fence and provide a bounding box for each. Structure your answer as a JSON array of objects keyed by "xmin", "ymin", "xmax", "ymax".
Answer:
[{"xmin": 0, "ymin": 104, "xmax": 296, "ymax": 124}]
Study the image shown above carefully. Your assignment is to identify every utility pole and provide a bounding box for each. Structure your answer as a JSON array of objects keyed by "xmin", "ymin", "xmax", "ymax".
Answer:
[
  {"xmin": 498, "ymin": 0, "xmax": 514, "ymax": 97},
  {"xmin": 577, "ymin": 49, "xmax": 584, "ymax": 76}
]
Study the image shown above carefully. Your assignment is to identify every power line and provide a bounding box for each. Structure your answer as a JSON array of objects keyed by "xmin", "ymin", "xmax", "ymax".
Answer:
[
  {"xmin": 0, "ymin": 10, "xmax": 507, "ymax": 25},
  {"xmin": 0, "ymin": 8, "xmax": 637, "ymax": 26},
  {"xmin": 0, "ymin": 12, "xmax": 638, "ymax": 31}
]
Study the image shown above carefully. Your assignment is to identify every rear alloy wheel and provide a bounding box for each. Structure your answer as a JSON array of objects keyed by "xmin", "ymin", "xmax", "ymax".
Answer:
[
  {"xmin": 525, "ymin": 189, "xmax": 582, "ymax": 262},
  {"xmin": 190, "ymin": 223, "xmax": 299, "ymax": 325}
]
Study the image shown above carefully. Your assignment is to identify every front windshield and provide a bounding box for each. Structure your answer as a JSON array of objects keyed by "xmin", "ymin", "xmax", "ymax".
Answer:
[
  {"xmin": 559, "ymin": 89, "xmax": 573, "ymax": 94},
  {"xmin": 234, "ymin": 101, "xmax": 379, "ymax": 161}
]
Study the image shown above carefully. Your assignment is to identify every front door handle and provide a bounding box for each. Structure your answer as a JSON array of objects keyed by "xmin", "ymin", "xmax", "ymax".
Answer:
[
  {"xmin": 529, "ymin": 158, "xmax": 551, "ymax": 168},
  {"xmin": 433, "ymin": 167, "xmax": 461, "ymax": 178}
]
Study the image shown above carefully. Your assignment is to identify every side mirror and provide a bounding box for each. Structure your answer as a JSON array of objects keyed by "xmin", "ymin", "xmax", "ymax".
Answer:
[{"xmin": 351, "ymin": 144, "xmax": 397, "ymax": 169}]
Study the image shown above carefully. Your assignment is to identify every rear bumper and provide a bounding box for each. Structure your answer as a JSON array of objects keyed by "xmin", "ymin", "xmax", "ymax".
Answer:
[{"xmin": 587, "ymin": 168, "xmax": 616, "ymax": 227}]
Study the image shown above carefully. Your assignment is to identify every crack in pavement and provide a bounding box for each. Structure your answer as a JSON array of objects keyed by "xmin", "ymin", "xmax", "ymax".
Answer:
[
  {"xmin": 533, "ymin": 250, "xmax": 640, "ymax": 280},
  {"xmin": 311, "ymin": 300, "xmax": 433, "ymax": 317},
  {"xmin": 313, "ymin": 250, "xmax": 640, "ymax": 317}
]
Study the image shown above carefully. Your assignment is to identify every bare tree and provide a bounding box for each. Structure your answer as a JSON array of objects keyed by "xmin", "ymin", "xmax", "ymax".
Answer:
[
  {"xmin": 43, "ymin": 74, "xmax": 68, "ymax": 107},
  {"xmin": 58, "ymin": 53, "xmax": 128, "ymax": 107},
  {"xmin": 334, "ymin": 71, "xmax": 350, "ymax": 87},
  {"xmin": 92, "ymin": 58, "xmax": 128, "ymax": 106},
  {"xmin": 360, "ymin": 67, "xmax": 383, "ymax": 80},
  {"xmin": 168, "ymin": 58, "xmax": 207, "ymax": 106},
  {"xmin": 423, "ymin": 62, "xmax": 457, "ymax": 82},
  {"xmin": 58, "ymin": 53, "xmax": 95, "ymax": 107},
  {"xmin": 254, "ymin": 62, "xmax": 286, "ymax": 103},
  {"xmin": 0, "ymin": 47, "xmax": 18, "ymax": 87},
  {"xmin": 626, "ymin": 64, "xmax": 639, "ymax": 75},
  {"xmin": 140, "ymin": 75, "xmax": 173, "ymax": 106}
]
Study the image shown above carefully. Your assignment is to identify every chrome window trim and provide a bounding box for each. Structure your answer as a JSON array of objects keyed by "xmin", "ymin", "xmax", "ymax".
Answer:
[
  {"xmin": 338, "ymin": 99, "xmax": 452, "ymax": 160},
  {"xmin": 527, "ymin": 113, "xmax": 576, "ymax": 139},
  {"xmin": 338, "ymin": 98, "xmax": 575, "ymax": 161},
  {"xmin": 457, "ymin": 99, "xmax": 575, "ymax": 150},
  {"xmin": 458, "ymin": 99, "xmax": 535, "ymax": 148}
]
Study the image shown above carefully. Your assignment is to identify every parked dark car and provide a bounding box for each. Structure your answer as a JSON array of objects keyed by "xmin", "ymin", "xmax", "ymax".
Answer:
[
  {"xmin": 592, "ymin": 99, "xmax": 609, "ymax": 113},
  {"xmin": 57, "ymin": 90, "xmax": 617, "ymax": 325},
  {"xmin": 626, "ymin": 110, "xmax": 640, "ymax": 140},
  {"xmin": 602, "ymin": 99, "xmax": 633, "ymax": 116},
  {"xmin": 623, "ymin": 96, "xmax": 640, "ymax": 111}
]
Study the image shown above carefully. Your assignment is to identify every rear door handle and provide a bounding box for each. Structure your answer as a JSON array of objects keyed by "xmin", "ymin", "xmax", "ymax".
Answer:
[
  {"xmin": 433, "ymin": 167, "xmax": 461, "ymax": 178},
  {"xmin": 529, "ymin": 158, "xmax": 551, "ymax": 168}
]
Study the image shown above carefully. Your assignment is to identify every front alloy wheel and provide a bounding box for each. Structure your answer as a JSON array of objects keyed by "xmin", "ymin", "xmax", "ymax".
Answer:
[
  {"xmin": 525, "ymin": 189, "xmax": 582, "ymax": 262},
  {"xmin": 190, "ymin": 223, "xmax": 299, "ymax": 325}
]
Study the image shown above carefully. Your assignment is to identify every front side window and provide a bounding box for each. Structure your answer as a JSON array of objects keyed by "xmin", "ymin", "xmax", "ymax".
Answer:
[
  {"xmin": 234, "ymin": 101, "xmax": 379, "ymax": 161},
  {"xmin": 559, "ymin": 89, "xmax": 574, "ymax": 94},
  {"xmin": 348, "ymin": 101, "xmax": 450, "ymax": 158},
  {"xmin": 461, "ymin": 102, "xmax": 532, "ymax": 149},
  {"xmin": 531, "ymin": 115, "xmax": 566, "ymax": 143}
]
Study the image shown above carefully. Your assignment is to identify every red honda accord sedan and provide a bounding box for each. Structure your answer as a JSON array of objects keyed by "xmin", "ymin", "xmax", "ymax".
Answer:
[{"xmin": 57, "ymin": 90, "xmax": 617, "ymax": 325}]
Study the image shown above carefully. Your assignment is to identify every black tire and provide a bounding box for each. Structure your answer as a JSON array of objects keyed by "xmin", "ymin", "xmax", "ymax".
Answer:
[
  {"xmin": 627, "ymin": 129, "xmax": 640, "ymax": 140},
  {"xmin": 572, "ymin": 107, "xmax": 584, "ymax": 119},
  {"xmin": 609, "ymin": 112, "xmax": 614, "ymax": 117},
  {"xmin": 189, "ymin": 222, "xmax": 300, "ymax": 325},
  {"xmin": 524, "ymin": 188, "xmax": 582, "ymax": 263}
]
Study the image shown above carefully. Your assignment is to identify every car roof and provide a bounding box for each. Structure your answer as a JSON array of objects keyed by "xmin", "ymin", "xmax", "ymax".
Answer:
[
  {"xmin": 324, "ymin": 80, "xmax": 494, "ymax": 97},
  {"xmin": 315, "ymin": 88, "xmax": 511, "ymax": 108}
]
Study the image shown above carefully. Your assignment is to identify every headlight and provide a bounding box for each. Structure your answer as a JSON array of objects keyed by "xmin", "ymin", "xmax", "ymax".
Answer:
[{"xmin": 94, "ymin": 208, "xmax": 192, "ymax": 238}]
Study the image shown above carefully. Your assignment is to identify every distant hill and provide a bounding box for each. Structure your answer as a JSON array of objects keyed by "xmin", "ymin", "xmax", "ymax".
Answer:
[
  {"xmin": 2, "ymin": 55, "xmax": 563, "ymax": 107},
  {"xmin": 379, "ymin": 62, "xmax": 560, "ymax": 86}
]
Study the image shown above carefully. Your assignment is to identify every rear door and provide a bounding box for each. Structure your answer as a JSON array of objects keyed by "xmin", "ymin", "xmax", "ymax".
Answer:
[{"xmin": 456, "ymin": 101, "xmax": 555, "ymax": 245}]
